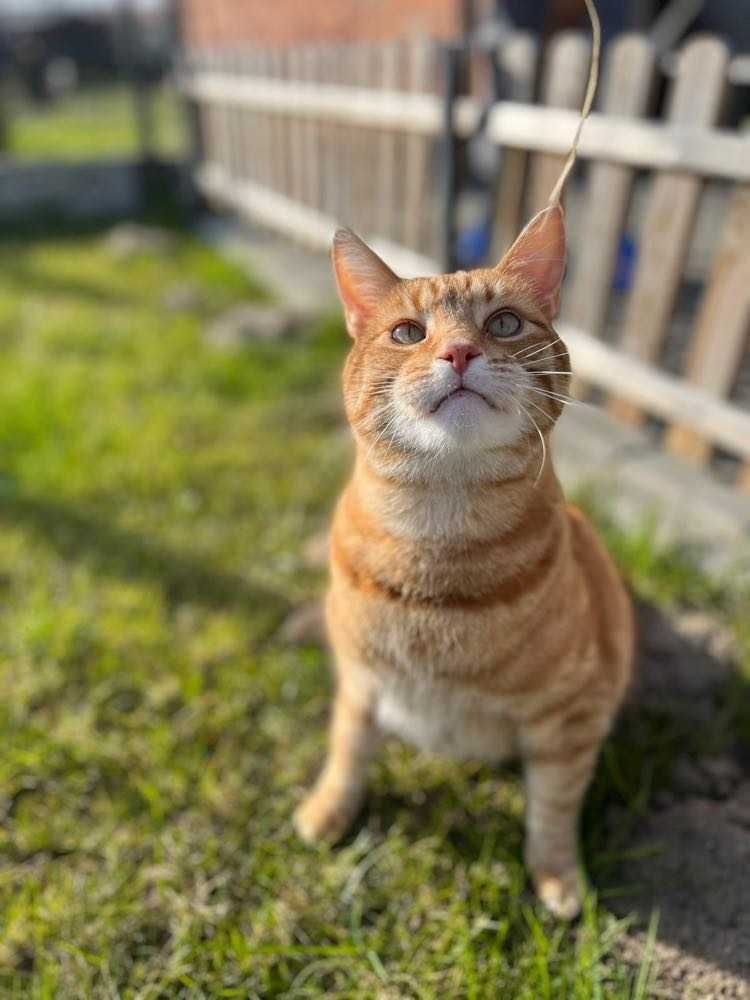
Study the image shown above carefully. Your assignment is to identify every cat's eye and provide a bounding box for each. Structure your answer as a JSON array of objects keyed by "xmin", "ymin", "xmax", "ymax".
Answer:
[
  {"xmin": 485, "ymin": 310, "xmax": 523, "ymax": 339},
  {"xmin": 391, "ymin": 321, "xmax": 426, "ymax": 345}
]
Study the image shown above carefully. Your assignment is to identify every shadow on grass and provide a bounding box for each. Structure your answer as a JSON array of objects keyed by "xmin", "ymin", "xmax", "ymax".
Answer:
[
  {"xmin": 587, "ymin": 600, "xmax": 750, "ymax": 991},
  {"xmin": 0, "ymin": 198, "xmax": 190, "ymax": 245},
  {"xmin": 0, "ymin": 492, "xmax": 289, "ymax": 629},
  {"xmin": 0, "ymin": 256, "xmax": 142, "ymax": 309}
]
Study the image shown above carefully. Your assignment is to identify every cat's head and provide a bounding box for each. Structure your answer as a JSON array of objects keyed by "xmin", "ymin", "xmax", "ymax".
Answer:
[{"xmin": 332, "ymin": 205, "xmax": 571, "ymax": 471}]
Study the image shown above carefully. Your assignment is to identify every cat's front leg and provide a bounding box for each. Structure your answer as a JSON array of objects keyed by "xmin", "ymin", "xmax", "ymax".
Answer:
[
  {"xmin": 294, "ymin": 679, "xmax": 380, "ymax": 844},
  {"xmin": 521, "ymin": 724, "xmax": 603, "ymax": 920}
]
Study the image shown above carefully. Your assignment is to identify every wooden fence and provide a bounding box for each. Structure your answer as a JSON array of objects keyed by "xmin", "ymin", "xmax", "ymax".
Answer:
[
  {"xmin": 181, "ymin": 39, "xmax": 446, "ymax": 275},
  {"xmin": 181, "ymin": 33, "xmax": 750, "ymax": 492}
]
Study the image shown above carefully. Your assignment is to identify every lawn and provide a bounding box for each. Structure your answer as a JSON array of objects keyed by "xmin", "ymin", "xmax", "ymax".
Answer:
[
  {"xmin": 0, "ymin": 225, "xmax": 747, "ymax": 998},
  {"xmin": 7, "ymin": 84, "xmax": 187, "ymax": 160}
]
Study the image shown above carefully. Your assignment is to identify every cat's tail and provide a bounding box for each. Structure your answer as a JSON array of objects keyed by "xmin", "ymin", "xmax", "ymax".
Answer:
[{"xmin": 547, "ymin": 0, "xmax": 601, "ymax": 208}]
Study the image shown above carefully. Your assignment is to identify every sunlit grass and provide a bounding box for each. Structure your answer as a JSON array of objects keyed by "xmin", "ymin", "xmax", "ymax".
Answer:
[{"xmin": 8, "ymin": 84, "xmax": 187, "ymax": 160}]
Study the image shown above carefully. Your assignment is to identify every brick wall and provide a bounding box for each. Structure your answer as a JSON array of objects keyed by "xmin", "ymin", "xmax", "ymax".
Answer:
[{"xmin": 179, "ymin": 0, "xmax": 462, "ymax": 49}]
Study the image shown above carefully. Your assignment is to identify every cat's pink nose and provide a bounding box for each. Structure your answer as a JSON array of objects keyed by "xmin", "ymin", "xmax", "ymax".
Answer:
[{"xmin": 437, "ymin": 342, "xmax": 482, "ymax": 375}]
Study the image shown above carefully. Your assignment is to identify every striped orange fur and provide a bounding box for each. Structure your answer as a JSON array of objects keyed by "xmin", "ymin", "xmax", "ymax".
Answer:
[{"xmin": 294, "ymin": 206, "xmax": 635, "ymax": 919}]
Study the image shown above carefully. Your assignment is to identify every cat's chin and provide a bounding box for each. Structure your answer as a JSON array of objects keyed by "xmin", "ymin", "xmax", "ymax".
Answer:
[{"xmin": 399, "ymin": 396, "xmax": 524, "ymax": 455}]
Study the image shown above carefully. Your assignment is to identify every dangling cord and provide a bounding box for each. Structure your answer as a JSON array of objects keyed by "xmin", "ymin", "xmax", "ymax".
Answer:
[{"xmin": 547, "ymin": 0, "xmax": 601, "ymax": 207}]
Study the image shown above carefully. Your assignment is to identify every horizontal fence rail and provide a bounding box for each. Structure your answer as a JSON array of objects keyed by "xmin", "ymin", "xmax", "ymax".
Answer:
[
  {"xmin": 182, "ymin": 33, "xmax": 750, "ymax": 493},
  {"xmin": 560, "ymin": 324, "xmax": 750, "ymax": 463},
  {"xmin": 181, "ymin": 74, "xmax": 478, "ymax": 135},
  {"xmin": 182, "ymin": 74, "xmax": 750, "ymax": 182},
  {"xmin": 486, "ymin": 105, "xmax": 750, "ymax": 182}
]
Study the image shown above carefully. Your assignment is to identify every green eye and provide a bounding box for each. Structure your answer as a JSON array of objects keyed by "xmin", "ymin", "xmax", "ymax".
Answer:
[
  {"xmin": 391, "ymin": 321, "xmax": 426, "ymax": 345},
  {"xmin": 485, "ymin": 310, "xmax": 522, "ymax": 338}
]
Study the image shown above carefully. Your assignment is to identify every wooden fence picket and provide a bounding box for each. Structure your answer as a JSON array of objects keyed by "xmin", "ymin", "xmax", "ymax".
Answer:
[
  {"xmin": 352, "ymin": 43, "xmax": 380, "ymax": 236},
  {"xmin": 665, "ymin": 183, "xmax": 750, "ymax": 487},
  {"xmin": 489, "ymin": 32, "xmax": 538, "ymax": 261},
  {"xmin": 237, "ymin": 48, "xmax": 253, "ymax": 183},
  {"xmin": 331, "ymin": 45, "xmax": 350, "ymax": 225},
  {"xmin": 403, "ymin": 37, "xmax": 433, "ymax": 253},
  {"xmin": 272, "ymin": 49, "xmax": 290, "ymax": 198},
  {"xmin": 206, "ymin": 50, "xmax": 224, "ymax": 175},
  {"xmin": 286, "ymin": 47, "xmax": 305, "ymax": 203},
  {"xmin": 348, "ymin": 43, "xmax": 370, "ymax": 231},
  {"xmin": 319, "ymin": 44, "xmax": 339, "ymax": 218},
  {"xmin": 608, "ymin": 37, "xmax": 729, "ymax": 425},
  {"xmin": 528, "ymin": 32, "xmax": 590, "ymax": 216},
  {"xmin": 377, "ymin": 40, "xmax": 401, "ymax": 243},
  {"xmin": 303, "ymin": 46, "xmax": 323, "ymax": 211},
  {"xmin": 219, "ymin": 49, "xmax": 234, "ymax": 174},
  {"xmin": 254, "ymin": 49, "xmax": 271, "ymax": 190},
  {"xmin": 229, "ymin": 49, "xmax": 245, "ymax": 179},
  {"xmin": 566, "ymin": 34, "xmax": 655, "ymax": 364}
]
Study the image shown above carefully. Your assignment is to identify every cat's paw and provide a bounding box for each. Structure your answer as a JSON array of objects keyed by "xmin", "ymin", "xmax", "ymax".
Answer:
[
  {"xmin": 532, "ymin": 868, "xmax": 583, "ymax": 920},
  {"xmin": 293, "ymin": 789, "xmax": 357, "ymax": 845}
]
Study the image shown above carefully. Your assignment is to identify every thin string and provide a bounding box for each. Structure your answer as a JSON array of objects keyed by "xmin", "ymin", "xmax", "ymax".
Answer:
[{"xmin": 547, "ymin": 0, "xmax": 601, "ymax": 207}]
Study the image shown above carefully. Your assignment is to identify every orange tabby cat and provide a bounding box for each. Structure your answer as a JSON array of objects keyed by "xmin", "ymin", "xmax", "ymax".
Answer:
[{"xmin": 294, "ymin": 205, "xmax": 635, "ymax": 918}]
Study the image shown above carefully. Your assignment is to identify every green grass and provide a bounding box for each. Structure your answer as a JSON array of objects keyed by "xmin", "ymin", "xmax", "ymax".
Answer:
[
  {"xmin": 7, "ymin": 84, "xmax": 187, "ymax": 160},
  {"xmin": 0, "ymin": 228, "xmax": 747, "ymax": 998}
]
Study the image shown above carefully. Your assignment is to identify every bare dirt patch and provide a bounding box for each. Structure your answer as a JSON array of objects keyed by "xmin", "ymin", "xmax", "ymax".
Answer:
[{"xmin": 612, "ymin": 603, "xmax": 750, "ymax": 999}]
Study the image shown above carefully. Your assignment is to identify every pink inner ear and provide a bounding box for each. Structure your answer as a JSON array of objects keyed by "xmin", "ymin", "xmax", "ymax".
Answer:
[
  {"xmin": 499, "ymin": 205, "xmax": 567, "ymax": 320},
  {"xmin": 332, "ymin": 229, "xmax": 399, "ymax": 336}
]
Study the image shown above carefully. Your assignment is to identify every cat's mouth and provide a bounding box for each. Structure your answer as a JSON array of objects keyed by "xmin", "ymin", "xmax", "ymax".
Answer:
[{"xmin": 430, "ymin": 387, "xmax": 495, "ymax": 413}]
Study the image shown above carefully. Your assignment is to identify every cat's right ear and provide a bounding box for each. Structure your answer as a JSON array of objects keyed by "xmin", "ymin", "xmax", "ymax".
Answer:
[{"xmin": 332, "ymin": 229, "xmax": 399, "ymax": 337}]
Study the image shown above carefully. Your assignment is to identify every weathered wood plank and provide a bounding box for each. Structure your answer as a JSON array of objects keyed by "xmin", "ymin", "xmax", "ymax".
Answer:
[
  {"xmin": 319, "ymin": 43, "xmax": 339, "ymax": 218},
  {"xmin": 402, "ymin": 36, "xmax": 433, "ymax": 253},
  {"xmin": 255, "ymin": 50, "xmax": 273, "ymax": 191},
  {"xmin": 556, "ymin": 322, "xmax": 750, "ymax": 461},
  {"xmin": 489, "ymin": 32, "xmax": 539, "ymax": 260},
  {"xmin": 269, "ymin": 49, "xmax": 289, "ymax": 198},
  {"xmin": 567, "ymin": 35, "xmax": 655, "ymax": 343},
  {"xmin": 221, "ymin": 51, "xmax": 237, "ymax": 177},
  {"xmin": 196, "ymin": 51, "xmax": 217, "ymax": 175},
  {"xmin": 528, "ymin": 31, "xmax": 590, "ymax": 215},
  {"xmin": 330, "ymin": 44, "xmax": 351, "ymax": 224},
  {"xmin": 377, "ymin": 41, "xmax": 401, "ymax": 242},
  {"xmin": 238, "ymin": 49, "xmax": 256, "ymax": 182},
  {"xmin": 286, "ymin": 47, "xmax": 305, "ymax": 203},
  {"xmin": 210, "ymin": 50, "xmax": 232, "ymax": 176},
  {"xmin": 665, "ymin": 184, "xmax": 750, "ymax": 480},
  {"xmin": 608, "ymin": 36, "xmax": 729, "ymax": 425},
  {"xmin": 302, "ymin": 46, "xmax": 324, "ymax": 210},
  {"xmin": 347, "ymin": 41, "xmax": 380, "ymax": 234}
]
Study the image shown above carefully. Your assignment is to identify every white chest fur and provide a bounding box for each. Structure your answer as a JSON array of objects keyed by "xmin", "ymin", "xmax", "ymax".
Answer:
[{"xmin": 376, "ymin": 677, "xmax": 517, "ymax": 763}]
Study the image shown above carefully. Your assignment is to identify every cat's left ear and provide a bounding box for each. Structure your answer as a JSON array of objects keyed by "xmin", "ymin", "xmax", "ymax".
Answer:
[
  {"xmin": 332, "ymin": 229, "xmax": 399, "ymax": 337},
  {"xmin": 497, "ymin": 205, "xmax": 566, "ymax": 320}
]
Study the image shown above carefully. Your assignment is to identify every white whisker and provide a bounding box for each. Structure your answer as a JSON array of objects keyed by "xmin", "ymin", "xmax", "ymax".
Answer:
[
  {"xmin": 522, "ymin": 351, "xmax": 571, "ymax": 366},
  {"xmin": 517, "ymin": 401, "xmax": 547, "ymax": 486},
  {"xmin": 525, "ymin": 397, "xmax": 551, "ymax": 419},
  {"xmin": 528, "ymin": 387, "xmax": 583, "ymax": 407},
  {"xmin": 514, "ymin": 336, "xmax": 566, "ymax": 361},
  {"xmin": 529, "ymin": 385, "xmax": 576, "ymax": 401}
]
